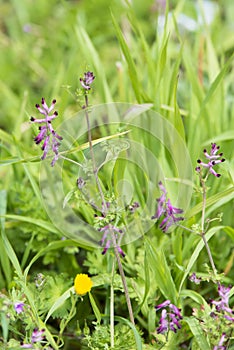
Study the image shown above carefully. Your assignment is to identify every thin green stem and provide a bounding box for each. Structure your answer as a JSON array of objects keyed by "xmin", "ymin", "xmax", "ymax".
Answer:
[
  {"xmin": 83, "ymin": 91, "xmax": 135, "ymax": 325},
  {"xmin": 110, "ymin": 259, "xmax": 115, "ymax": 348},
  {"xmin": 84, "ymin": 98, "xmax": 106, "ymax": 210},
  {"xmin": 57, "ymin": 295, "xmax": 76, "ymax": 346},
  {"xmin": 111, "ymin": 231, "xmax": 135, "ymax": 324},
  {"xmin": 177, "ymin": 223, "xmax": 196, "ymax": 234},
  {"xmin": 200, "ymin": 177, "xmax": 217, "ymax": 276},
  {"xmin": 60, "ymin": 155, "xmax": 83, "ymax": 168}
]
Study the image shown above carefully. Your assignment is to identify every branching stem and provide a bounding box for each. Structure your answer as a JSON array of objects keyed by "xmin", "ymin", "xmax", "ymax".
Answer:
[{"xmin": 83, "ymin": 92, "xmax": 135, "ymax": 327}]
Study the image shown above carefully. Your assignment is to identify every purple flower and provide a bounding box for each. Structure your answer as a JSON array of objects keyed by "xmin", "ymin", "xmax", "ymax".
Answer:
[
  {"xmin": 31, "ymin": 328, "xmax": 45, "ymax": 343},
  {"xmin": 80, "ymin": 71, "xmax": 95, "ymax": 90},
  {"xmin": 99, "ymin": 225, "xmax": 125, "ymax": 257},
  {"xmin": 213, "ymin": 333, "xmax": 227, "ymax": 350},
  {"xmin": 211, "ymin": 283, "xmax": 233, "ymax": 314},
  {"xmin": 117, "ymin": 245, "xmax": 126, "ymax": 257},
  {"xmin": 30, "ymin": 98, "xmax": 63, "ymax": 166},
  {"xmin": 224, "ymin": 314, "xmax": 234, "ymax": 322},
  {"xmin": 152, "ymin": 181, "xmax": 167, "ymax": 219},
  {"xmin": 14, "ymin": 302, "xmax": 25, "ymax": 314},
  {"xmin": 169, "ymin": 313, "xmax": 182, "ymax": 329},
  {"xmin": 155, "ymin": 300, "xmax": 183, "ymax": 334},
  {"xmin": 189, "ymin": 272, "xmax": 202, "ymax": 285},
  {"xmin": 196, "ymin": 143, "xmax": 225, "ymax": 178},
  {"xmin": 157, "ymin": 309, "xmax": 169, "ymax": 334},
  {"xmin": 152, "ymin": 182, "xmax": 184, "ymax": 232},
  {"xmin": 155, "ymin": 299, "xmax": 171, "ymax": 310},
  {"xmin": 21, "ymin": 328, "xmax": 45, "ymax": 348},
  {"xmin": 168, "ymin": 303, "xmax": 183, "ymax": 320}
]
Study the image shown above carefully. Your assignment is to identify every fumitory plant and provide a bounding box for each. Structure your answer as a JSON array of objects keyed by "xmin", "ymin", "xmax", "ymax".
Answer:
[
  {"xmin": 26, "ymin": 71, "xmax": 139, "ymax": 348},
  {"xmin": 1, "ymin": 2, "xmax": 234, "ymax": 349},
  {"xmin": 0, "ymin": 73, "xmax": 233, "ymax": 350}
]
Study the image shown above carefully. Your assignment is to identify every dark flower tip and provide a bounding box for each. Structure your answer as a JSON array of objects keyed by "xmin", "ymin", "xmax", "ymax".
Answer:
[
  {"xmin": 30, "ymin": 97, "xmax": 62, "ymax": 166},
  {"xmin": 80, "ymin": 71, "xmax": 95, "ymax": 90},
  {"xmin": 196, "ymin": 143, "xmax": 225, "ymax": 178}
]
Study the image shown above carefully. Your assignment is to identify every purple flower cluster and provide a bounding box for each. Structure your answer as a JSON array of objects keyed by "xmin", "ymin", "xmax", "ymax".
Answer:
[
  {"xmin": 196, "ymin": 143, "xmax": 225, "ymax": 178},
  {"xmin": 21, "ymin": 328, "xmax": 45, "ymax": 348},
  {"xmin": 213, "ymin": 333, "xmax": 227, "ymax": 350},
  {"xmin": 155, "ymin": 300, "xmax": 183, "ymax": 334},
  {"xmin": 151, "ymin": 182, "xmax": 184, "ymax": 232},
  {"xmin": 189, "ymin": 272, "xmax": 202, "ymax": 285},
  {"xmin": 99, "ymin": 224, "xmax": 125, "ymax": 257},
  {"xmin": 211, "ymin": 283, "xmax": 234, "ymax": 321},
  {"xmin": 14, "ymin": 302, "xmax": 25, "ymax": 314},
  {"xmin": 30, "ymin": 98, "xmax": 63, "ymax": 166},
  {"xmin": 128, "ymin": 201, "xmax": 140, "ymax": 213},
  {"xmin": 80, "ymin": 71, "xmax": 95, "ymax": 90}
]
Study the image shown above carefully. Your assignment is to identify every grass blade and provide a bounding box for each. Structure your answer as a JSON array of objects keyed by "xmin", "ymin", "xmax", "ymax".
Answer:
[
  {"xmin": 179, "ymin": 226, "xmax": 224, "ymax": 293},
  {"xmin": 184, "ymin": 316, "xmax": 211, "ymax": 349},
  {"xmin": 144, "ymin": 237, "xmax": 178, "ymax": 303}
]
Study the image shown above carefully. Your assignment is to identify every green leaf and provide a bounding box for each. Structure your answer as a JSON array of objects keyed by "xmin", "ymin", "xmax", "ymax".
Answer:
[
  {"xmin": 3, "ymin": 214, "xmax": 61, "ymax": 234},
  {"xmin": 75, "ymin": 25, "xmax": 112, "ymax": 103},
  {"xmin": 63, "ymin": 188, "xmax": 76, "ymax": 209},
  {"xmin": 144, "ymin": 237, "xmax": 177, "ymax": 303},
  {"xmin": 45, "ymin": 287, "xmax": 74, "ymax": 323},
  {"xmin": 111, "ymin": 12, "xmax": 146, "ymax": 103},
  {"xmin": 180, "ymin": 290, "xmax": 210, "ymax": 311},
  {"xmin": 89, "ymin": 292, "xmax": 102, "ymax": 324},
  {"xmin": 0, "ymin": 195, "xmax": 22, "ymax": 280},
  {"xmin": 159, "ymin": 33, "xmax": 170, "ymax": 76},
  {"xmin": 24, "ymin": 240, "xmax": 90, "ymax": 280},
  {"xmin": 198, "ymin": 53, "xmax": 234, "ymax": 118},
  {"xmin": 2, "ymin": 234, "xmax": 23, "ymax": 279},
  {"xmin": 223, "ymin": 226, "xmax": 234, "ymax": 241},
  {"xmin": 0, "ymin": 129, "xmax": 14, "ymax": 144},
  {"xmin": 0, "ymin": 190, "xmax": 12, "ymax": 285},
  {"xmin": 1, "ymin": 313, "xmax": 9, "ymax": 342},
  {"xmin": 135, "ymin": 250, "xmax": 150, "ymax": 315},
  {"xmin": 186, "ymin": 187, "xmax": 234, "ymax": 218},
  {"xmin": 179, "ymin": 226, "xmax": 224, "ymax": 293},
  {"xmin": 203, "ymin": 131, "xmax": 234, "ymax": 144},
  {"xmin": 184, "ymin": 316, "xmax": 211, "ymax": 349},
  {"xmin": 114, "ymin": 316, "xmax": 142, "ymax": 350},
  {"xmin": 38, "ymin": 319, "xmax": 59, "ymax": 350}
]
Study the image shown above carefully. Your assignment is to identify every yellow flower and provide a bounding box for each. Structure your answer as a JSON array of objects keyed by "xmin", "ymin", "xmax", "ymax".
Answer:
[{"xmin": 74, "ymin": 274, "xmax": 93, "ymax": 296}]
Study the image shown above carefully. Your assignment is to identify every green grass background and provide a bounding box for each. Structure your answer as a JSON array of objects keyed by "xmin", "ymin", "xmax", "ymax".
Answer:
[{"xmin": 0, "ymin": 0, "xmax": 234, "ymax": 348}]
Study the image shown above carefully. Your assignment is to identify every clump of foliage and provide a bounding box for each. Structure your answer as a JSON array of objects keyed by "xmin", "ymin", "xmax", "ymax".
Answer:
[{"xmin": 0, "ymin": 1, "xmax": 233, "ymax": 349}]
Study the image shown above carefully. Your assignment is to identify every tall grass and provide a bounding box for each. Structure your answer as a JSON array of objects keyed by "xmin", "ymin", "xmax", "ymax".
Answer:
[{"xmin": 0, "ymin": 0, "xmax": 234, "ymax": 348}]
